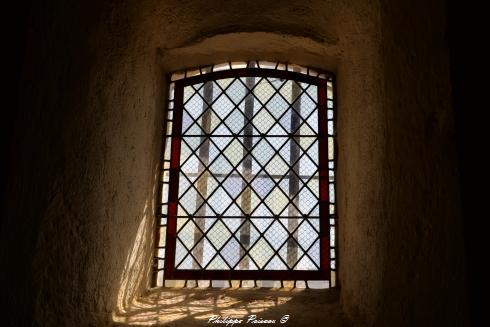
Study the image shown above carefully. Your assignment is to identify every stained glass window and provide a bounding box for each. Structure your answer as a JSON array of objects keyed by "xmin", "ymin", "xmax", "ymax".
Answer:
[{"xmin": 154, "ymin": 62, "xmax": 336, "ymax": 288}]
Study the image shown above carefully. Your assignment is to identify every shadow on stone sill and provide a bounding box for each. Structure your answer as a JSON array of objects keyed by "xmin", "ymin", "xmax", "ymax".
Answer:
[{"xmin": 111, "ymin": 287, "xmax": 351, "ymax": 327}]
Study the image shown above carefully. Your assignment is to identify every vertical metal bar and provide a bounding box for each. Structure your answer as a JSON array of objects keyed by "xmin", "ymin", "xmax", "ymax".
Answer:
[
  {"xmin": 193, "ymin": 80, "xmax": 213, "ymax": 268},
  {"xmin": 287, "ymin": 79, "xmax": 301, "ymax": 267},
  {"xmin": 239, "ymin": 66, "xmax": 255, "ymax": 269},
  {"xmin": 164, "ymin": 82, "xmax": 184, "ymax": 279},
  {"xmin": 331, "ymin": 75, "xmax": 337, "ymax": 285},
  {"xmin": 152, "ymin": 96, "xmax": 171, "ymax": 286},
  {"xmin": 318, "ymin": 79, "xmax": 331, "ymax": 277}
]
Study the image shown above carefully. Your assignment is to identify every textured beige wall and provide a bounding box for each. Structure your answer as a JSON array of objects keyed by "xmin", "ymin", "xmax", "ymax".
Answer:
[{"xmin": 1, "ymin": 0, "xmax": 467, "ymax": 326}]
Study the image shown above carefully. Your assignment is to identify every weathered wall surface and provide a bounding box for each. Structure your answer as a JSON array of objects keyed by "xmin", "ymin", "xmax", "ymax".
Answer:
[
  {"xmin": 339, "ymin": 0, "xmax": 469, "ymax": 325},
  {"xmin": 335, "ymin": 3, "xmax": 386, "ymax": 324},
  {"xmin": 374, "ymin": 0, "xmax": 468, "ymax": 325},
  {"xmin": 2, "ymin": 1, "xmax": 164, "ymax": 324},
  {"xmin": 1, "ymin": 0, "xmax": 468, "ymax": 326}
]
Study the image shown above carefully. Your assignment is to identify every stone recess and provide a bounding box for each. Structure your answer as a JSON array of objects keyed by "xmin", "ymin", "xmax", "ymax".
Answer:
[{"xmin": 1, "ymin": 0, "xmax": 468, "ymax": 326}]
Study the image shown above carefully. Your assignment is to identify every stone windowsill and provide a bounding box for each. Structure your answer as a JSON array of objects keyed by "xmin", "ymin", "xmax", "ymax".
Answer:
[{"xmin": 112, "ymin": 287, "xmax": 350, "ymax": 326}]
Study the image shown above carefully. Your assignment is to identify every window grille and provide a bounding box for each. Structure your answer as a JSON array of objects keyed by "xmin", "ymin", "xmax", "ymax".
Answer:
[{"xmin": 154, "ymin": 62, "xmax": 336, "ymax": 288}]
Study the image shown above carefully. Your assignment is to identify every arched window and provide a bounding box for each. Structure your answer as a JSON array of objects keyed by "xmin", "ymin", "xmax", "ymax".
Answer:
[{"xmin": 154, "ymin": 62, "xmax": 336, "ymax": 288}]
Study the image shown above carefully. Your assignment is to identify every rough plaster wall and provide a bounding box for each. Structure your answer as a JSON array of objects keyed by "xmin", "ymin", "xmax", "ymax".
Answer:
[
  {"xmin": 338, "ymin": 1, "xmax": 468, "ymax": 325},
  {"xmin": 2, "ymin": 1, "xmax": 164, "ymax": 325},
  {"xmin": 1, "ymin": 0, "xmax": 468, "ymax": 326},
  {"xmin": 374, "ymin": 0, "xmax": 468, "ymax": 325},
  {"xmin": 336, "ymin": 3, "xmax": 386, "ymax": 325}
]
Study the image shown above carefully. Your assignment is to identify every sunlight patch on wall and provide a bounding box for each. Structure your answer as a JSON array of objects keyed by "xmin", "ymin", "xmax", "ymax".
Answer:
[{"xmin": 114, "ymin": 200, "xmax": 155, "ymax": 316}]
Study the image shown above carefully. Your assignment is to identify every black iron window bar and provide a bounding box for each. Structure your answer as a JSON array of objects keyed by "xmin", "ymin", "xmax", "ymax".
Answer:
[{"xmin": 153, "ymin": 61, "xmax": 336, "ymax": 289}]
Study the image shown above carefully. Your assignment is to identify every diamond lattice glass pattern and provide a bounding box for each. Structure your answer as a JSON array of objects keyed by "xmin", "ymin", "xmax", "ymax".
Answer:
[{"xmin": 174, "ymin": 75, "xmax": 321, "ymax": 271}]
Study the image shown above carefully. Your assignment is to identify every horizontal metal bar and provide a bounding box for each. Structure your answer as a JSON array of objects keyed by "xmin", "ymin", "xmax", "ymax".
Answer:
[
  {"xmin": 168, "ymin": 269, "xmax": 330, "ymax": 280},
  {"xmin": 173, "ymin": 215, "xmax": 321, "ymax": 218},
  {"xmin": 182, "ymin": 172, "xmax": 319, "ymax": 180},
  {"xmin": 181, "ymin": 135, "xmax": 319, "ymax": 137}
]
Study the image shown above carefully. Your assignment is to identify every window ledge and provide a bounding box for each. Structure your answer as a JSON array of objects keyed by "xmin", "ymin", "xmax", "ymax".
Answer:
[{"xmin": 112, "ymin": 287, "xmax": 350, "ymax": 326}]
